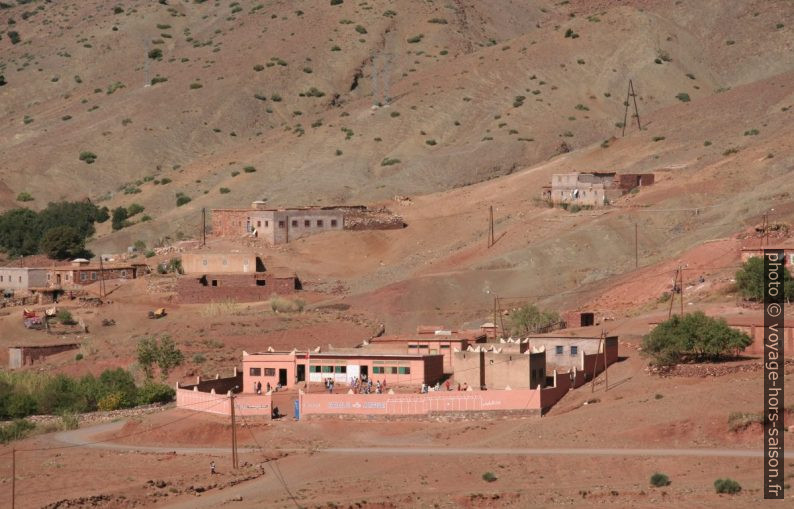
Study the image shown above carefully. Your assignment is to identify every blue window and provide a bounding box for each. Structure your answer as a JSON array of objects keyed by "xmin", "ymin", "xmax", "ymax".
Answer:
[
  {"xmin": 555, "ymin": 345, "xmax": 563, "ymax": 355},
  {"xmin": 570, "ymin": 346, "xmax": 578, "ymax": 356}
]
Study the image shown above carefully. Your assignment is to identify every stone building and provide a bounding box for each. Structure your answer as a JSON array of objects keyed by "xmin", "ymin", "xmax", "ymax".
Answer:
[
  {"xmin": 0, "ymin": 267, "xmax": 48, "ymax": 292},
  {"xmin": 211, "ymin": 201, "xmax": 405, "ymax": 244},
  {"xmin": 47, "ymin": 259, "xmax": 145, "ymax": 288},
  {"xmin": 176, "ymin": 251, "xmax": 298, "ymax": 303},
  {"xmin": 452, "ymin": 346, "xmax": 548, "ymax": 390},
  {"xmin": 366, "ymin": 326, "xmax": 487, "ymax": 374},
  {"xmin": 541, "ymin": 172, "xmax": 654, "ymax": 206}
]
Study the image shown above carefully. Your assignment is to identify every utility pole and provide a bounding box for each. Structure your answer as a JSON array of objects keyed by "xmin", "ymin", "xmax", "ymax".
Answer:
[
  {"xmin": 98, "ymin": 256, "xmax": 106, "ymax": 300},
  {"xmin": 230, "ymin": 394, "xmax": 239, "ymax": 469},
  {"xmin": 492, "ymin": 295, "xmax": 499, "ymax": 339},
  {"xmin": 487, "ymin": 205, "xmax": 495, "ymax": 248},
  {"xmin": 679, "ymin": 267, "xmax": 685, "ymax": 317},
  {"xmin": 667, "ymin": 267, "xmax": 679, "ymax": 319},
  {"xmin": 11, "ymin": 447, "xmax": 15, "ymax": 509},
  {"xmin": 634, "ymin": 223, "xmax": 638, "ymax": 269},
  {"xmin": 202, "ymin": 208, "xmax": 206, "ymax": 247},
  {"xmin": 602, "ymin": 331, "xmax": 609, "ymax": 391},
  {"xmin": 621, "ymin": 79, "xmax": 642, "ymax": 137}
]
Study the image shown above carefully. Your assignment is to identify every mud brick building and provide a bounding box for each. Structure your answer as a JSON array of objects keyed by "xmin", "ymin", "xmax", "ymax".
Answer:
[
  {"xmin": 177, "ymin": 251, "xmax": 298, "ymax": 303},
  {"xmin": 47, "ymin": 259, "xmax": 145, "ymax": 289},
  {"xmin": 452, "ymin": 346, "xmax": 547, "ymax": 390},
  {"xmin": 0, "ymin": 267, "xmax": 48, "ymax": 292},
  {"xmin": 211, "ymin": 201, "xmax": 405, "ymax": 244},
  {"xmin": 542, "ymin": 172, "xmax": 654, "ymax": 206},
  {"xmin": 739, "ymin": 243, "xmax": 794, "ymax": 265}
]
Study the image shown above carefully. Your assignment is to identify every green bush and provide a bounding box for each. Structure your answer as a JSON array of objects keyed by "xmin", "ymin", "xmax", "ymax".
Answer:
[
  {"xmin": 482, "ymin": 472, "xmax": 497, "ymax": 482},
  {"xmin": 8, "ymin": 31, "xmax": 21, "ymax": 44},
  {"xmin": 79, "ymin": 151, "xmax": 97, "ymax": 164},
  {"xmin": 714, "ymin": 478, "xmax": 741, "ymax": 494},
  {"xmin": 137, "ymin": 336, "xmax": 184, "ymax": 380},
  {"xmin": 675, "ymin": 92, "xmax": 690, "ymax": 102},
  {"xmin": 407, "ymin": 34, "xmax": 423, "ymax": 43},
  {"xmin": 6, "ymin": 393, "xmax": 37, "ymax": 418},
  {"xmin": 176, "ymin": 194, "xmax": 191, "ymax": 207},
  {"xmin": 136, "ymin": 382, "xmax": 175, "ymax": 405},
  {"xmin": 0, "ymin": 420, "xmax": 35, "ymax": 444},
  {"xmin": 16, "ymin": 192, "xmax": 33, "ymax": 202},
  {"xmin": 355, "ymin": 25, "xmax": 367, "ymax": 34},
  {"xmin": 127, "ymin": 203, "xmax": 145, "ymax": 216},
  {"xmin": 189, "ymin": 82, "xmax": 203, "ymax": 89},
  {"xmin": 650, "ymin": 473, "xmax": 671, "ymax": 487},
  {"xmin": 735, "ymin": 257, "xmax": 794, "ymax": 301},
  {"xmin": 509, "ymin": 304, "xmax": 560, "ymax": 335},
  {"xmin": 243, "ymin": 165, "xmax": 256, "ymax": 173},
  {"xmin": 148, "ymin": 48, "xmax": 163, "ymax": 60},
  {"xmin": 57, "ymin": 309, "xmax": 76, "ymax": 326},
  {"xmin": 330, "ymin": 0, "xmax": 343, "ymax": 5},
  {"xmin": 111, "ymin": 206, "xmax": 129, "ymax": 231},
  {"xmin": 97, "ymin": 392, "xmax": 124, "ymax": 411}
]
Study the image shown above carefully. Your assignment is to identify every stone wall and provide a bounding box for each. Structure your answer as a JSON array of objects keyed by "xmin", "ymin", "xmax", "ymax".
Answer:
[
  {"xmin": 8, "ymin": 343, "xmax": 80, "ymax": 368},
  {"xmin": 175, "ymin": 274, "xmax": 297, "ymax": 303}
]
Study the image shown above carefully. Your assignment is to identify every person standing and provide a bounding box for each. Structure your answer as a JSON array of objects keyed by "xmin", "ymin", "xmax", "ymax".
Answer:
[{"xmin": 210, "ymin": 461, "xmax": 216, "ymax": 475}]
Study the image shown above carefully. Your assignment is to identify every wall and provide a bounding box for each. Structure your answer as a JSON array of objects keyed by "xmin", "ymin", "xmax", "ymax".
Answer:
[
  {"xmin": 179, "ymin": 372, "xmax": 243, "ymax": 394},
  {"xmin": 299, "ymin": 388, "xmax": 543, "ymax": 418},
  {"xmin": 175, "ymin": 388, "xmax": 272, "ymax": 417},
  {"xmin": 732, "ymin": 324, "xmax": 794, "ymax": 356},
  {"xmin": 8, "ymin": 343, "xmax": 80, "ymax": 368},
  {"xmin": 175, "ymin": 274, "xmax": 296, "ymax": 303},
  {"xmin": 211, "ymin": 209, "xmax": 250, "ymax": 237},
  {"xmin": 181, "ymin": 253, "xmax": 261, "ymax": 274},
  {"xmin": 271, "ymin": 209, "xmax": 345, "ymax": 244},
  {"xmin": 0, "ymin": 268, "xmax": 48, "ymax": 291}
]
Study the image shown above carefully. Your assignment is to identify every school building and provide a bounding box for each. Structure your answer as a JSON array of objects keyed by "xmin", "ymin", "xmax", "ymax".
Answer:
[{"xmin": 241, "ymin": 349, "xmax": 444, "ymax": 391}]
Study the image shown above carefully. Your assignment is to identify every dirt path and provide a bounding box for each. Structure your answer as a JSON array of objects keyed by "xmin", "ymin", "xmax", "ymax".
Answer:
[{"xmin": 54, "ymin": 420, "xmax": 789, "ymax": 459}]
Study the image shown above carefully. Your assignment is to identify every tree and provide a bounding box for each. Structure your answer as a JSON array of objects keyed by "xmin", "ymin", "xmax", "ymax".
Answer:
[
  {"xmin": 642, "ymin": 312, "xmax": 752, "ymax": 366},
  {"xmin": 509, "ymin": 304, "xmax": 560, "ymax": 335},
  {"xmin": 735, "ymin": 256, "xmax": 794, "ymax": 302},
  {"xmin": 39, "ymin": 226, "xmax": 87, "ymax": 260},
  {"xmin": 0, "ymin": 208, "xmax": 41, "ymax": 256},
  {"xmin": 111, "ymin": 207, "xmax": 129, "ymax": 231},
  {"xmin": 137, "ymin": 336, "xmax": 184, "ymax": 380}
]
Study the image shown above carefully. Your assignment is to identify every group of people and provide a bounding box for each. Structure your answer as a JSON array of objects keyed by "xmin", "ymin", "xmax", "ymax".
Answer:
[
  {"xmin": 420, "ymin": 381, "xmax": 468, "ymax": 393},
  {"xmin": 349, "ymin": 377, "xmax": 385, "ymax": 394},
  {"xmin": 324, "ymin": 378, "xmax": 335, "ymax": 393},
  {"xmin": 252, "ymin": 381, "xmax": 277, "ymax": 394}
]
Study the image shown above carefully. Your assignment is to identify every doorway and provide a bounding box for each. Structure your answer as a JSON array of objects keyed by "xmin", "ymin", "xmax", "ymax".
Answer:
[
  {"xmin": 296, "ymin": 364, "xmax": 305, "ymax": 383},
  {"xmin": 278, "ymin": 369, "xmax": 288, "ymax": 387},
  {"xmin": 360, "ymin": 365, "xmax": 368, "ymax": 381}
]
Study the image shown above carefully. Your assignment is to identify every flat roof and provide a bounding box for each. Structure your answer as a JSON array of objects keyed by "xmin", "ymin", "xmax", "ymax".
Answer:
[{"xmin": 246, "ymin": 351, "xmax": 442, "ymax": 360}]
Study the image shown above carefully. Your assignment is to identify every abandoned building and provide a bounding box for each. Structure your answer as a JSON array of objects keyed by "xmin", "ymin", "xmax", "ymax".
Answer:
[
  {"xmin": 541, "ymin": 172, "xmax": 654, "ymax": 206},
  {"xmin": 176, "ymin": 251, "xmax": 298, "ymax": 303},
  {"xmin": 8, "ymin": 343, "xmax": 80, "ymax": 368},
  {"xmin": 211, "ymin": 201, "xmax": 405, "ymax": 244},
  {"xmin": 242, "ymin": 349, "xmax": 445, "ymax": 390},
  {"xmin": 739, "ymin": 243, "xmax": 794, "ymax": 265},
  {"xmin": 366, "ymin": 325, "xmax": 487, "ymax": 374},
  {"xmin": 47, "ymin": 259, "xmax": 146, "ymax": 289}
]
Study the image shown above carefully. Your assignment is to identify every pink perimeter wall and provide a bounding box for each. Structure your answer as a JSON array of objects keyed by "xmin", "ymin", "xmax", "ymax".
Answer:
[
  {"xmin": 300, "ymin": 388, "xmax": 546, "ymax": 416},
  {"xmin": 176, "ymin": 388, "xmax": 272, "ymax": 417}
]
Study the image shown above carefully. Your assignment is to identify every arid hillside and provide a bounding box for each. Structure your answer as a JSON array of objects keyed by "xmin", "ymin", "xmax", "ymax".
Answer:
[{"xmin": 1, "ymin": 0, "xmax": 792, "ymax": 253}]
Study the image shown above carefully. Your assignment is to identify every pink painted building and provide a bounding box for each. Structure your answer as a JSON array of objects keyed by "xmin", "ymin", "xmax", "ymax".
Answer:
[
  {"xmin": 242, "ymin": 349, "xmax": 444, "ymax": 391},
  {"xmin": 367, "ymin": 326, "xmax": 486, "ymax": 374}
]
